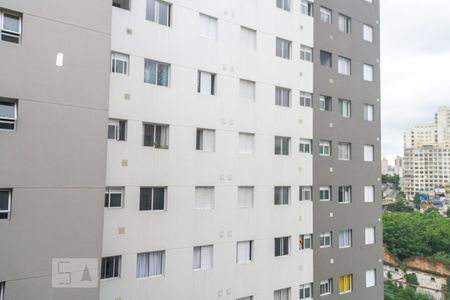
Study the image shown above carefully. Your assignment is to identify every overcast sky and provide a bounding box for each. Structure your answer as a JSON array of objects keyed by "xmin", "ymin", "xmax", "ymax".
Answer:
[{"xmin": 381, "ymin": 0, "xmax": 450, "ymax": 164}]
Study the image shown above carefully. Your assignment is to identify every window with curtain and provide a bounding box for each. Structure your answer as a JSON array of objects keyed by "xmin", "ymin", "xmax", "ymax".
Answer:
[
  {"xmin": 239, "ymin": 79, "xmax": 256, "ymax": 101},
  {"xmin": 366, "ymin": 269, "xmax": 376, "ymax": 287},
  {"xmin": 319, "ymin": 140, "xmax": 331, "ymax": 156},
  {"xmin": 338, "ymin": 14, "xmax": 351, "ymax": 34},
  {"xmin": 300, "ymin": 0, "xmax": 313, "ymax": 16},
  {"xmin": 339, "ymin": 99, "xmax": 351, "ymax": 118},
  {"xmin": 300, "ymin": 91, "xmax": 312, "ymax": 107},
  {"xmin": 276, "ymin": 0, "xmax": 290, "ymax": 11},
  {"xmin": 146, "ymin": 0, "xmax": 171, "ymax": 26},
  {"xmin": 111, "ymin": 52, "xmax": 129, "ymax": 75},
  {"xmin": 364, "ymin": 186, "xmax": 375, "ymax": 203},
  {"xmin": 338, "ymin": 230, "xmax": 352, "ymax": 248},
  {"xmin": 320, "ymin": 232, "xmax": 332, "ymax": 248},
  {"xmin": 364, "ymin": 145, "xmax": 374, "ymax": 162},
  {"xmin": 300, "ymin": 45, "xmax": 313, "ymax": 62},
  {"xmin": 299, "ymin": 139, "xmax": 312, "ymax": 154},
  {"xmin": 237, "ymin": 241, "xmax": 252, "ymax": 263},
  {"xmin": 193, "ymin": 245, "xmax": 213, "ymax": 270},
  {"xmin": 197, "ymin": 70, "xmax": 216, "ymax": 95},
  {"xmin": 319, "ymin": 7, "xmax": 332, "ymax": 24},
  {"xmin": 299, "ymin": 283, "xmax": 312, "ymax": 299},
  {"xmin": 108, "ymin": 119, "xmax": 127, "ymax": 141},
  {"xmin": 365, "ymin": 227, "xmax": 375, "ymax": 245},
  {"xmin": 0, "ymin": 99, "xmax": 17, "ymax": 130},
  {"xmin": 364, "ymin": 104, "xmax": 374, "ymax": 121},
  {"xmin": 1, "ymin": 11, "xmax": 21, "ymax": 43},
  {"xmin": 274, "ymin": 186, "xmax": 290, "ymax": 205},
  {"xmin": 239, "ymin": 133, "xmax": 255, "ymax": 154},
  {"xmin": 299, "ymin": 186, "xmax": 312, "ymax": 201},
  {"xmin": 275, "ymin": 86, "xmax": 290, "ymax": 107},
  {"xmin": 338, "ymin": 142, "xmax": 351, "ymax": 160},
  {"xmin": 339, "ymin": 274, "xmax": 352, "ymax": 294},
  {"xmin": 320, "ymin": 279, "xmax": 332, "ymax": 295},
  {"xmin": 319, "ymin": 186, "xmax": 331, "ymax": 201},
  {"xmin": 104, "ymin": 187, "xmax": 124, "ymax": 208},
  {"xmin": 195, "ymin": 187, "xmax": 214, "ymax": 209},
  {"xmin": 199, "ymin": 13, "xmax": 217, "ymax": 40},
  {"xmin": 299, "ymin": 234, "xmax": 312, "ymax": 250},
  {"xmin": 338, "ymin": 186, "xmax": 351, "ymax": 203},
  {"xmin": 274, "ymin": 288, "xmax": 290, "ymax": 300},
  {"xmin": 320, "ymin": 50, "xmax": 332, "ymax": 68},
  {"xmin": 101, "ymin": 256, "xmax": 121, "ymax": 279},
  {"xmin": 274, "ymin": 237, "xmax": 290, "ymax": 256},
  {"xmin": 0, "ymin": 190, "xmax": 11, "ymax": 220},
  {"xmin": 139, "ymin": 187, "xmax": 166, "ymax": 211},
  {"xmin": 338, "ymin": 56, "xmax": 351, "ymax": 75},
  {"xmin": 196, "ymin": 128, "xmax": 215, "ymax": 151},
  {"xmin": 144, "ymin": 59, "xmax": 170, "ymax": 86},
  {"xmin": 238, "ymin": 186, "xmax": 254, "ymax": 208},
  {"xmin": 274, "ymin": 136, "xmax": 290, "ymax": 155},
  {"xmin": 240, "ymin": 27, "xmax": 256, "ymax": 50},
  {"xmin": 364, "ymin": 64, "xmax": 374, "ymax": 81},
  {"xmin": 276, "ymin": 37, "xmax": 291, "ymax": 59},
  {"xmin": 319, "ymin": 95, "xmax": 332, "ymax": 111},
  {"xmin": 136, "ymin": 251, "xmax": 165, "ymax": 278},
  {"xmin": 363, "ymin": 24, "xmax": 373, "ymax": 42},
  {"xmin": 143, "ymin": 123, "xmax": 169, "ymax": 148}
]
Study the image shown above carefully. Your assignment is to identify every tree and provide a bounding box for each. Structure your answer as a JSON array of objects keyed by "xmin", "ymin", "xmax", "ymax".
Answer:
[
  {"xmin": 413, "ymin": 193, "xmax": 421, "ymax": 210},
  {"xmin": 384, "ymin": 281, "xmax": 434, "ymax": 300},
  {"xmin": 446, "ymin": 209, "xmax": 450, "ymax": 218},
  {"xmin": 405, "ymin": 273, "xmax": 419, "ymax": 289},
  {"xmin": 385, "ymin": 201, "xmax": 414, "ymax": 213},
  {"xmin": 382, "ymin": 174, "xmax": 400, "ymax": 189}
]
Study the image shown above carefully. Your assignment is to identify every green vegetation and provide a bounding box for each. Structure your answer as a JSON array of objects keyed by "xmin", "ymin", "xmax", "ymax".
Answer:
[
  {"xmin": 385, "ymin": 200, "xmax": 414, "ymax": 213},
  {"xmin": 405, "ymin": 273, "xmax": 419, "ymax": 289},
  {"xmin": 384, "ymin": 282, "xmax": 434, "ymax": 300},
  {"xmin": 413, "ymin": 192, "xmax": 421, "ymax": 210},
  {"xmin": 383, "ymin": 212, "xmax": 450, "ymax": 260},
  {"xmin": 396, "ymin": 191, "xmax": 406, "ymax": 202},
  {"xmin": 446, "ymin": 209, "xmax": 450, "ymax": 218},
  {"xmin": 382, "ymin": 174, "xmax": 400, "ymax": 189}
]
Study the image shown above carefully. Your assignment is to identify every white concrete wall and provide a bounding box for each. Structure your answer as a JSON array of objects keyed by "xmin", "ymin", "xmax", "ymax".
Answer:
[{"xmin": 101, "ymin": 0, "xmax": 314, "ymax": 299}]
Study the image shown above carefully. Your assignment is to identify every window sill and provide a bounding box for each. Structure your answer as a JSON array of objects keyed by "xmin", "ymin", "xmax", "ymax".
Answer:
[
  {"xmin": 137, "ymin": 274, "xmax": 164, "ymax": 280},
  {"xmin": 100, "ymin": 277, "xmax": 121, "ymax": 282}
]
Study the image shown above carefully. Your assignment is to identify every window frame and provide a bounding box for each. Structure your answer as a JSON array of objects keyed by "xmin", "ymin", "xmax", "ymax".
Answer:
[
  {"xmin": 319, "ymin": 140, "xmax": 331, "ymax": 156},
  {"xmin": 363, "ymin": 64, "xmax": 374, "ymax": 82},
  {"xmin": 364, "ymin": 145, "xmax": 375, "ymax": 162},
  {"xmin": 319, "ymin": 186, "xmax": 331, "ymax": 202},
  {"xmin": 300, "ymin": 45, "xmax": 313, "ymax": 62},
  {"xmin": 111, "ymin": 52, "xmax": 129, "ymax": 75},
  {"xmin": 299, "ymin": 234, "xmax": 312, "ymax": 250},
  {"xmin": 199, "ymin": 13, "xmax": 217, "ymax": 40},
  {"xmin": 238, "ymin": 186, "xmax": 254, "ymax": 208},
  {"xmin": 198, "ymin": 70, "xmax": 216, "ymax": 95},
  {"xmin": 193, "ymin": 245, "xmax": 213, "ymax": 270},
  {"xmin": 319, "ymin": 95, "xmax": 332, "ymax": 111},
  {"xmin": 146, "ymin": 0, "xmax": 171, "ymax": 26},
  {"xmin": 364, "ymin": 104, "xmax": 374, "ymax": 121},
  {"xmin": 300, "ymin": 91, "xmax": 312, "ymax": 107},
  {"xmin": 338, "ymin": 142, "xmax": 351, "ymax": 161},
  {"xmin": 143, "ymin": 122, "xmax": 170, "ymax": 149},
  {"xmin": 274, "ymin": 136, "xmax": 290, "ymax": 155},
  {"xmin": 0, "ymin": 99, "xmax": 18, "ymax": 131},
  {"xmin": 319, "ymin": 7, "xmax": 332, "ymax": 24},
  {"xmin": 299, "ymin": 139, "xmax": 312, "ymax": 154},
  {"xmin": 320, "ymin": 279, "xmax": 333, "ymax": 296},
  {"xmin": 300, "ymin": 0, "xmax": 313, "ymax": 17},
  {"xmin": 363, "ymin": 24, "xmax": 374, "ymax": 43},
  {"xmin": 299, "ymin": 186, "xmax": 312, "ymax": 201},
  {"xmin": 338, "ymin": 229, "xmax": 352, "ymax": 248},
  {"xmin": 139, "ymin": 187, "xmax": 167, "ymax": 211},
  {"xmin": 338, "ymin": 14, "xmax": 351, "ymax": 34},
  {"xmin": 238, "ymin": 132, "xmax": 255, "ymax": 154},
  {"xmin": 274, "ymin": 186, "xmax": 290, "ymax": 205},
  {"xmin": 101, "ymin": 255, "xmax": 121, "ymax": 280},
  {"xmin": 275, "ymin": 86, "xmax": 291, "ymax": 107},
  {"xmin": 0, "ymin": 189, "xmax": 12, "ymax": 220},
  {"xmin": 196, "ymin": 128, "xmax": 215, "ymax": 151},
  {"xmin": 339, "ymin": 99, "xmax": 351, "ymax": 118},
  {"xmin": 104, "ymin": 187, "xmax": 124, "ymax": 208},
  {"xmin": 338, "ymin": 186, "xmax": 352, "ymax": 203},
  {"xmin": 276, "ymin": 37, "xmax": 291, "ymax": 59},
  {"xmin": 276, "ymin": 0, "xmax": 291, "ymax": 11},
  {"xmin": 366, "ymin": 269, "xmax": 376, "ymax": 288},
  {"xmin": 144, "ymin": 59, "xmax": 170, "ymax": 87},
  {"xmin": 236, "ymin": 240, "xmax": 253, "ymax": 263},
  {"xmin": 274, "ymin": 236, "xmax": 290, "ymax": 257},
  {"xmin": 364, "ymin": 186, "xmax": 375, "ymax": 203},
  {"xmin": 338, "ymin": 56, "xmax": 351, "ymax": 76},
  {"xmin": 319, "ymin": 232, "xmax": 332, "ymax": 248},
  {"xmin": 108, "ymin": 119, "xmax": 127, "ymax": 141},
  {"xmin": 240, "ymin": 26, "xmax": 257, "ymax": 50},
  {"xmin": 1, "ymin": 10, "xmax": 22, "ymax": 43},
  {"xmin": 194, "ymin": 186, "xmax": 215, "ymax": 210},
  {"xmin": 137, "ymin": 250, "xmax": 165, "ymax": 277},
  {"xmin": 365, "ymin": 227, "xmax": 376, "ymax": 245},
  {"xmin": 339, "ymin": 274, "xmax": 353, "ymax": 294}
]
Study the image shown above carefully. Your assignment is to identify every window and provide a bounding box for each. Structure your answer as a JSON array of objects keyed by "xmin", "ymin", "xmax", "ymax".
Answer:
[
  {"xmin": 136, "ymin": 251, "xmax": 165, "ymax": 277},
  {"xmin": 139, "ymin": 187, "xmax": 166, "ymax": 211},
  {"xmin": 300, "ymin": 0, "xmax": 313, "ymax": 16},
  {"xmin": 299, "ymin": 139, "xmax": 312, "ymax": 154},
  {"xmin": 365, "ymin": 227, "xmax": 375, "ymax": 245},
  {"xmin": 240, "ymin": 79, "xmax": 255, "ymax": 101},
  {"xmin": 363, "ymin": 24, "xmax": 374, "ymax": 43},
  {"xmin": 0, "ymin": 189, "xmax": 12, "ymax": 220},
  {"xmin": 299, "ymin": 234, "xmax": 312, "ymax": 250},
  {"xmin": 300, "ymin": 45, "xmax": 313, "ymax": 62},
  {"xmin": 320, "ymin": 50, "xmax": 332, "ymax": 68},
  {"xmin": 366, "ymin": 269, "xmax": 376, "ymax": 287},
  {"xmin": 364, "ymin": 104, "xmax": 374, "ymax": 121},
  {"xmin": 196, "ymin": 128, "xmax": 215, "ymax": 151},
  {"xmin": 364, "ymin": 186, "xmax": 375, "ymax": 203},
  {"xmin": 193, "ymin": 245, "xmax": 213, "ymax": 270},
  {"xmin": 299, "ymin": 186, "xmax": 312, "ymax": 201},
  {"xmin": 274, "ymin": 186, "xmax": 290, "ymax": 205},
  {"xmin": 300, "ymin": 92, "xmax": 312, "ymax": 107},
  {"xmin": 195, "ymin": 187, "xmax": 215, "ymax": 210},
  {"xmin": 364, "ymin": 64, "xmax": 374, "ymax": 81},
  {"xmin": 198, "ymin": 71, "xmax": 216, "ymax": 95},
  {"xmin": 199, "ymin": 13, "xmax": 217, "ymax": 40},
  {"xmin": 319, "ymin": 7, "xmax": 332, "ymax": 24},
  {"xmin": 143, "ymin": 123, "xmax": 169, "ymax": 148},
  {"xmin": 320, "ymin": 279, "xmax": 332, "ymax": 295},
  {"xmin": 274, "ymin": 288, "xmax": 290, "ymax": 300},
  {"xmin": 101, "ymin": 256, "xmax": 121, "ymax": 279},
  {"xmin": 275, "ymin": 87, "xmax": 290, "ymax": 107},
  {"xmin": 108, "ymin": 119, "xmax": 127, "ymax": 141},
  {"xmin": 276, "ymin": 37, "xmax": 291, "ymax": 59},
  {"xmin": 338, "ymin": 186, "xmax": 351, "ymax": 203},
  {"xmin": 1, "ymin": 11, "xmax": 21, "ymax": 43},
  {"xmin": 320, "ymin": 232, "xmax": 332, "ymax": 248},
  {"xmin": 239, "ymin": 133, "xmax": 255, "ymax": 154},
  {"xmin": 319, "ymin": 95, "xmax": 332, "ymax": 111},
  {"xmin": 0, "ymin": 99, "xmax": 17, "ymax": 130},
  {"xmin": 237, "ymin": 241, "xmax": 253, "ymax": 263},
  {"xmin": 238, "ymin": 187, "xmax": 254, "ymax": 208},
  {"xmin": 276, "ymin": 0, "xmax": 290, "ymax": 11},
  {"xmin": 319, "ymin": 140, "xmax": 331, "ymax": 156},
  {"xmin": 338, "ymin": 142, "xmax": 351, "ymax": 160},
  {"xmin": 364, "ymin": 145, "xmax": 374, "ymax": 162},
  {"xmin": 0, "ymin": 282, "xmax": 4, "ymax": 300},
  {"xmin": 339, "ymin": 274, "xmax": 352, "ymax": 294},
  {"xmin": 241, "ymin": 27, "xmax": 256, "ymax": 50},
  {"xmin": 146, "ymin": 0, "xmax": 171, "ymax": 26},
  {"xmin": 144, "ymin": 59, "xmax": 170, "ymax": 87},
  {"xmin": 113, "ymin": 0, "xmax": 130, "ymax": 10},
  {"xmin": 104, "ymin": 187, "xmax": 124, "ymax": 208},
  {"xmin": 338, "ymin": 56, "xmax": 351, "ymax": 75},
  {"xmin": 365, "ymin": 0, "xmax": 373, "ymax": 3},
  {"xmin": 339, "ymin": 99, "xmax": 351, "ymax": 118},
  {"xmin": 339, "ymin": 230, "xmax": 352, "ymax": 248},
  {"xmin": 338, "ymin": 14, "xmax": 351, "ymax": 34},
  {"xmin": 274, "ymin": 237, "xmax": 290, "ymax": 256},
  {"xmin": 111, "ymin": 52, "xmax": 129, "ymax": 75},
  {"xmin": 275, "ymin": 136, "xmax": 290, "ymax": 155},
  {"xmin": 319, "ymin": 186, "xmax": 331, "ymax": 201}
]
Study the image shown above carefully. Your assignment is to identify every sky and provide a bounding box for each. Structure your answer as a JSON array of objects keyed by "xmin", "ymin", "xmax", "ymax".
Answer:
[{"xmin": 380, "ymin": 0, "xmax": 450, "ymax": 164}]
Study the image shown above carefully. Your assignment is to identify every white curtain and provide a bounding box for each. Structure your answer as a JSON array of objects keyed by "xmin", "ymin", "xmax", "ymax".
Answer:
[
  {"xmin": 199, "ymin": 71, "xmax": 213, "ymax": 95},
  {"xmin": 200, "ymin": 245, "xmax": 213, "ymax": 269},
  {"xmin": 339, "ymin": 230, "xmax": 352, "ymax": 248},
  {"xmin": 338, "ymin": 57, "xmax": 350, "ymax": 75},
  {"xmin": 238, "ymin": 187, "xmax": 254, "ymax": 208},
  {"xmin": 364, "ymin": 64, "xmax": 374, "ymax": 81},
  {"xmin": 366, "ymin": 269, "xmax": 376, "ymax": 287},
  {"xmin": 365, "ymin": 104, "xmax": 374, "ymax": 121},
  {"xmin": 237, "ymin": 241, "xmax": 251, "ymax": 263},
  {"xmin": 364, "ymin": 24, "xmax": 373, "ymax": 42},
  {"xmin": 136, "ymin": 253, "xmax": 150, "ymax": 278},
  {"xmin": 274, "ymin": 288, "xmax": 290, "ymax": 300},
  {"xmin": 199, "ymin": 14, "xmax": 217, "ymax": 40},
  {"xmin": 364, "ymin": 145, "xmax": 374, "ymax": 161},
  {"xmin": 195, "ymin": 187, "xmax": 214, "ymax": 209},
  {"xmin": 239, "ymin": 80, "xmax": 255, "ymax": 101},
  {"xmin": 149, "ymin": 251, "xmax": 164, "ymax": 276},
  {"xmin": 202, "ymin": 129, "xmax": 215, "ymax": 151},
  {"xmin": 240, "ymin": 27, "xmax": 256, "ymax": 50},
  {"xmin": 193, "ymin": 247, "xmax": 201, "ymax": 269},
  {"xmin": 365, "ymin": 227, "xmax": 375, "ymax": 244},
  {"xmin": 365, "ymin": 186, "xmax": 375, "ymax": 203},
  {"xmin": 239, "ymin": 133, "xmax": 254, "ymax": 154}
]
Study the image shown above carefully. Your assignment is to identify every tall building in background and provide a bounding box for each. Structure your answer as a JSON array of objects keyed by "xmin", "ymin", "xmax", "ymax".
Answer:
[
  {"xmin": 403, "ymin": 106, "xmax": 450, "ymax": 199},
  {"xmin": 0, "ymin": 0, "xmax": 111, "ymax": 299}
]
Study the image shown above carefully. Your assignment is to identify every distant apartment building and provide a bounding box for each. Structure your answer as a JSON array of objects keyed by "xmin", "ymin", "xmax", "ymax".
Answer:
[
  {"xmin": 382, "ymin": 158, "xmax": 390, "ymax": 175},
  {"xmin": 403, "ymin": 107, "xmax": 450, "ymax": 198},
  {"xmin": 394, "ymin": 156, "xmax": 404, "ymax": 177}
]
